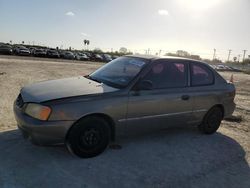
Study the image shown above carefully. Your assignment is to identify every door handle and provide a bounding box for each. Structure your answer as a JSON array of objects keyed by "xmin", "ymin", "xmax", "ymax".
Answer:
[{"xmin": 181, "ymin": 95, "xmax": 190, "ymax": 100}]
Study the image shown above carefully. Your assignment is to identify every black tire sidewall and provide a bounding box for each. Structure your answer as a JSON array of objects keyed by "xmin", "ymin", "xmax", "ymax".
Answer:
[
  {"xmin": 199, "ymin": 107, "xmax": 223, "ymax": 134},
  {"xmin": 67, "ymin": 117, "xmax": 110, "ymax": 158}
]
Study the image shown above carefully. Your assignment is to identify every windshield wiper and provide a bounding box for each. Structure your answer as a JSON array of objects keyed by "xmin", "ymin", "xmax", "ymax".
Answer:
[{"xmin": 86, "ymin": 75, "xmax": 102, "ymax": 83}]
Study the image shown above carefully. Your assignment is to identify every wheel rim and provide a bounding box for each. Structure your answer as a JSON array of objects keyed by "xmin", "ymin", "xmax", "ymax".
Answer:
[{"xmin": 80, "ymin": 128, "xmax": 101, "ymax": 148}]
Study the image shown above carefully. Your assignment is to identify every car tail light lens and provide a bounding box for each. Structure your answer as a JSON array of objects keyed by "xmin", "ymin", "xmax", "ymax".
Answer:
[{"xmin": 228, "ymin": 89, "xmax": 236, "ymax": 99}]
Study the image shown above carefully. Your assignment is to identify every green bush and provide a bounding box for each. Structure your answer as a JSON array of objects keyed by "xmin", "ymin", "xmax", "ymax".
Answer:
[{"xmin": 242, "ymin": 59, "xmax": 250, "ymax": 65}]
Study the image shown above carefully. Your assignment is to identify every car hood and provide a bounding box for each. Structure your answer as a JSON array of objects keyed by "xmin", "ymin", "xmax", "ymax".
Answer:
[{"xmin": 21, "ymin": 76, "xmax": 118, "ymax": 103}]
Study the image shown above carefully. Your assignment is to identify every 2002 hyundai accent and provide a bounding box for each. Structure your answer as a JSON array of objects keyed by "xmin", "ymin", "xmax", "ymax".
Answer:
[{"xmin": 14, "ymin": 55, "xmax": 236, "ymax": 158}]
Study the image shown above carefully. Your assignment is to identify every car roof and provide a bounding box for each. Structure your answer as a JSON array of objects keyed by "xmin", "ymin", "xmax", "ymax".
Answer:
[
  {"xmin": 125, "ymin": 54, "xmax": 158, "ymax": 60},
  {"xmin": 125, "ymin": 54, "xmax": 207, "ymax": 65}
]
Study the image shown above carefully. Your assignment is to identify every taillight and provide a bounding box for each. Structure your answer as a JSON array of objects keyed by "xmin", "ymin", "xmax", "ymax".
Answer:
[{"xmin": 228, "ymin": 88, "xmax": 236, "ymax": 99}]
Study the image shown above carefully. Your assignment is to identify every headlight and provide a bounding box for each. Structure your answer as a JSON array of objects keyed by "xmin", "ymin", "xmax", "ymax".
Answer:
[{"xmin": 25, "ymin": 103, "xmax": 52, "ymax": 121}]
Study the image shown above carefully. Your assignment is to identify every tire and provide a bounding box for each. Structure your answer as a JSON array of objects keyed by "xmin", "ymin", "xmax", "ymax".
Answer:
[
  {"xmin": 66, "ymin": 117, "xmax": 111, "ymax": 158},
  {"xmin": 199, "ymin": 107, "xmax": 223, "ymax": 134}
]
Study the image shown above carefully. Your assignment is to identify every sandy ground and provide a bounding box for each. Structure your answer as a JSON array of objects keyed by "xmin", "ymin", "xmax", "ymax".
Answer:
[{"xmin": 0, "ymin": 55, "xmax": 249, "ymax": 188}]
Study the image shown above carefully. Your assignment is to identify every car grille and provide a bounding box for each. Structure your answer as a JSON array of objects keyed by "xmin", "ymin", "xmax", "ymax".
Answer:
[{"xmin": 16, "ymin": 94, "xmax": 24, "ymax": 108}]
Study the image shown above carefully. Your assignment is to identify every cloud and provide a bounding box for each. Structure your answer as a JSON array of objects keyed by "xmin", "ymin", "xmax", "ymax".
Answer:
[
  {"xmin": 81, "ymin": 32, "xmax": 90, "ymax": 37},
  {"xmin": 65, "ymin": 11, "xmax": 75, "ymax": 16},
  {"xmin": 158, "ymin": 9, "xmax": 169, "ymax": 16}
]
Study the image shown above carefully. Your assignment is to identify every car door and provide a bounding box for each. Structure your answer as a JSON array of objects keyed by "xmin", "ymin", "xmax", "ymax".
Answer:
[
  {"xmin": 125, "ymin": 59, "xmax": 195, "ymax": 135},
  {"xmin": 188, "ymin": 62, "xmax": 218, "ymax": 124}
]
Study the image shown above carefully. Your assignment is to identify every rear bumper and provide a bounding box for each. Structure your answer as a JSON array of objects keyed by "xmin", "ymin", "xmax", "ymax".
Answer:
[
  {"xmin": 223, "ymin": 101, "xmax": 236, "ymax": 118},
  {"xmin": 13, "ymin": 103, "xmax": 74, "ymax": 145}
]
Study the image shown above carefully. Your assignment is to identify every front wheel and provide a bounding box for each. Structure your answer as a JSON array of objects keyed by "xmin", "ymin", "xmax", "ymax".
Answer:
[
  {"xmin": 199, "ymin": 107, "xmax": 223, "ymax": 134},
  {"xmin": 66, "ymin": 117, "xmax": 111, "ymax": 158}
]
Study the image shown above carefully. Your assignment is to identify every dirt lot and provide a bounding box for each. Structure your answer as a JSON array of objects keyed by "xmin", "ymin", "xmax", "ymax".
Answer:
[{"xmin": 0, "ymin": 55, "xmax": 249, "ymax": 188}]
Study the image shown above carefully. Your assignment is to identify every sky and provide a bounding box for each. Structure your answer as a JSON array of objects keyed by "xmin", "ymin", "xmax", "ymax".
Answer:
[{"xmin": 0, "ymin": 0, "xmax": 249, "ymax": 60}]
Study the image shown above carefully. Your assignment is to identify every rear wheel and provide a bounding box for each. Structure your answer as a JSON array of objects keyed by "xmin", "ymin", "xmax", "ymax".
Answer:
[
  {"xmin": 199, "ymin": 107, "xmax": 223, "ymax": 134},
  {"xmin": 66, "ymin": 117, "xmax": 111, "ymax": 158}
]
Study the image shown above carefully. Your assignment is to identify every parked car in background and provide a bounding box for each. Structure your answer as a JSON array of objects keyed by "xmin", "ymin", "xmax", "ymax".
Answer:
[
  {"xmin": 29, "ymin": 47, "xmax": 36, "ymax": 55},
  {"xmin": 61, "ymin": 51, "xmax": 75, "ymax": 60},
  {"xmin": 14, "ymin": 55, "xmax": 235, "ymax": 158},
  {"xmin": 47, "ymin": 49, "xmax": 60, "ymax": 58},
  {"xmin": 15, "ymin": 46, "xmax": 31, "ymax": 56},
  {"xmin": 33, "ymin": 48, "xmax": 47, "ymax": 57},
  {"xmin": 211, "ymin": 64, "xmax": 242, "ymax": 72},
  {"xmin": 93, "ymin": 53, "xmax": 104, "ymax": 62},
  {"xmin": 85, "ymin": 52, "xmax": 95, "ymax": 61},
  {"xmin": 112, "ymin": 55, "xmax": 119, "ymax": 60},
  {"xmin": 101, "ymin": 54, "xmax": 113, "ymax": 62},
  {"xmin": 58, "ymin": 50, "xmax": 65, "ymax": 58},
  {"xmin": 0, "ymin": 44, "xmax": 13, "ymax": 55},
  {"xmin": 75, "ymin": 52, "xmax": 89, "ymax": 61}
]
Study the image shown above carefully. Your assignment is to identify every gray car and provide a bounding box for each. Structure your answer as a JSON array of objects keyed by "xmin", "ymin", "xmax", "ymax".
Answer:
[{"xmin": 13, "ymin": 55, "xmax": 236, "ymax": 158}]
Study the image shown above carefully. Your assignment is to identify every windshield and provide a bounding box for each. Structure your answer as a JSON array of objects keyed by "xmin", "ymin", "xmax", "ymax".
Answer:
[
  {"xmin": 50, "ymin": 50, "xmax": 57, "ymax": 53},
  {"xmin": 89, "ymin": 57, "xmax": 147, "ymax": 88},
  {"xmin": 20, "ymin": 47, "xmax": 28, "ymax": 50},
  {"xmin": 66, "ymin": 52, "xmax": 73, "ymax": 55}
]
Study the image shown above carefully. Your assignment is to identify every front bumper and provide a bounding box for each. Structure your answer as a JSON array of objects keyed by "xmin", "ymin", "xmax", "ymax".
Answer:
[
  {"xmin": 48, "ymin": 54, "xmax": 60, "ymax": 58},
  {"xmin": 13, "ymin": 103, "xmax": 74, "ymax": 145},
  {"xmin": 0, "ymin": 50, "xmax": 12, "ymax": 55},
  {"xmin": 18, "ymin": 52, "xmax": 30, "ymax": 56}
]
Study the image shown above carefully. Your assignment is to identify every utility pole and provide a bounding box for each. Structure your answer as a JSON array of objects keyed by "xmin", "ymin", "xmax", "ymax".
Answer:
[
  {"xmin": 227, "ymin": 49, "xmax": 232, "ymax": 62},
  {"xmin": 159, "ymin": 49, "xmax": 162, "ymax": 56},
  {"xmin": 213, "ymin": 49, "xmax": 216, "ymax": 60},
  {"xmin": 243, "ymin": 50, "xmax": 247, "ymax": 62}
]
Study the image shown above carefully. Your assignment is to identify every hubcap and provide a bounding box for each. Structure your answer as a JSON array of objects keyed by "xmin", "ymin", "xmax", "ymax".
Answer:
[
  {"xmin": 81, "ymin": 128, "xmax": 100, "ymax": 147},
  {"xmin": 207, "ymin": 113, "xmax": 220, "ymax": 129}
]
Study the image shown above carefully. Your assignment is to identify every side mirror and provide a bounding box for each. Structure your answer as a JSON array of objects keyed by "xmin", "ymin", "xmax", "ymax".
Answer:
[{"xmin": 136, "ymin": 80, "xmax": 153, "ymax": 90}]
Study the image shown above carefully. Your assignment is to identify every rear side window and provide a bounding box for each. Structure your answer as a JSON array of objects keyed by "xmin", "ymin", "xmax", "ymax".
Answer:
[
  {"xmin": 143, "ymin": 61, "xmax": 188, "ymax": 89},
  {"xmin": 191, "ymin": 63, "xmax": 214, "ymax": 86}
]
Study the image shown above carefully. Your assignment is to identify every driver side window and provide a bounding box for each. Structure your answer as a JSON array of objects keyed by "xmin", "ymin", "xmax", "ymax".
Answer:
[{"xmin": 143, "ymin": 60, "xmax": 188, "ymax": 89}]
